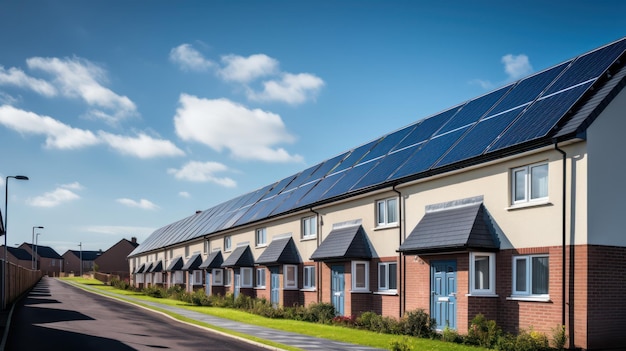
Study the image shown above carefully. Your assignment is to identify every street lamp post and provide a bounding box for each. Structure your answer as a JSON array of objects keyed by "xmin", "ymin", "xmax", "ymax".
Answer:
[
  {"xmin": 3, "ymin": 175, "xmax": 29, "ymax": 310},
  {"xmin": 32, "ymin": 226, "xmax": 44, "ymax": 269},
  {"xmin": 35, "ymin": 233, "xmax": 42, "ymax": 271},
  {"xmin": 78, "ymin": 242, "xmax": 83, "ymax": 277}
]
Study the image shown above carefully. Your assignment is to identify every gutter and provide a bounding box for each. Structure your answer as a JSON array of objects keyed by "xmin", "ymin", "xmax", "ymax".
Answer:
[
  {"xmin": 554, "ymin": 142, "xmax": 570, "ymax": 347},
  {"xmin": 310, "ymin": 208, "xmax": 323, "ymax": 303}
]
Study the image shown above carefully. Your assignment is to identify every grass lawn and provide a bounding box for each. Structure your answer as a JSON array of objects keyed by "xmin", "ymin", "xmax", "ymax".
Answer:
[{"xmin": 60, "ymin": 277, "xmax": 488, "ymax": 351}]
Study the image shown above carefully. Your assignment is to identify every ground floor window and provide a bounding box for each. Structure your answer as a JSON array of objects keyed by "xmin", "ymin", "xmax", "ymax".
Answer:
[
  {"xmin": 303, "ymin": 266, "xmax": 315, "ymax": 289},
  {"xmin": 173, "ymin": 271, "xmax": 184, "ymax": 284},
  {"xmin": 378, "ymin": 262, "xmax": 397, "ymax": 292},
  {"xmin": 192, "ymin": 270, "xmax": 203, "ymax": 285},
  {"xmin": 256, "ymin": 268, "xmax": 266, "ymax": 288},
  {"xmin": 224, "ymin": 269, "xmax": 232, "ymax": 286},
  {"xmin": 352, "ymin": 261, "xmax": 369, "ymax": 292},
  {"xmin": 241, "ymin": 267, "xmax": 253, "ymax": 288},
  {"xmin": 470, "ymin": 252, "xmax": 496, "ymax": 295},
  {"xmin": 284, "ymin": 264, "xmax": 298, "ymax": 289},
  {"xmin": 212, "ymin": 269, "xmax": 223, "ymax": 285},
  {"xmin": 513, "ymin": 255, "xmax": 549, "ymax": 297}
]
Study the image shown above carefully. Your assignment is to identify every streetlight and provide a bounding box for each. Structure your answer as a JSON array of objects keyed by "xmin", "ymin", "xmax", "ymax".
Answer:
[
  {"xmin": 35, "ymin": 233, "xmax": 42, "ymax": 270},
  {"xmin": 32, "ymin": 226, "xmax": 44, "ymax": 269},
  {"xmin": 3, "ymin": 175, "xmax": 29, "ymax": 310}
]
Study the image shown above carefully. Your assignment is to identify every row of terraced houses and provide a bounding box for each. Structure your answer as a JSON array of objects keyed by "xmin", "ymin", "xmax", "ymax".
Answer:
[{"xmin": 129, "ymin": 37, "xmax": 626, "ymax": 350}]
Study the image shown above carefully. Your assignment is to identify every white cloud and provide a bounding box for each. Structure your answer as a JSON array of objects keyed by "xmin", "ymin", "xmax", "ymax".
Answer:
[
  {"xmin": 169, "ymin": 44, "xmax": 215, "ymax": 72},
  {"xmin": 469, "ymin": 79, "xmax": 495, "ymax": 90},
  {"xmin": 219, "ymin": 54, "xmax": 279, "ymax": 83},
  {"xmin": 98, "ymin": 131, "xmax": 185, "ymax": 158},
  {"xmin": 0, "ymin": 92, "xmax": 17, "ymax": 105},
  {"xmin": 167, "ymin": 161, "xmax": 236, "ymax": 187},
  {"xmin": 0, "ymin": 66, "xmax": 57, "ymax": 97},
  {"xmin": 502, "ymin": 54, "xmax": 533, "ymax": 80},
  {"xmin": 174, "ymin": 94, "xmax": 302, "ymax": 163},
  {"xmin": 29, "ymin": 183, "xmax": 82, "ymax": 208},
  {"xmin": 0, "ymin": 105, "xmax": 101, "ymax": 149},
  {"xmin": 178, "ymin": 191, "xmax": 190, "ymax": 198},
  {"xmin": 116, "ymin": 198, "xmax": 159, "ymax": 210},
  {"xmin": 26, "ymin": 56, "xmax": 137, "ymax": 124},
  {"xmin": 249, "ymin": 73, "xmax": 325, "ymax": 105}
]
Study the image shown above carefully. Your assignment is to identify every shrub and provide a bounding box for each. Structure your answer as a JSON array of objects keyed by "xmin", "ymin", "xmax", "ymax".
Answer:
[
  {"xmin": 307, "ymin": 302, "xmax": 336, "ymax": 324},
  {"xmin": 356, "ymin": 311, "xmax": 380, "ymax": 331},
  {"xmin": 467, "ymin": 314, "xmax": 501, "ymax": 348},
  {"xmin": 441, "ymin": 326, "xmax": 463, "ymax": 343},
  {"xmin": 190, "ymin": 289, "xmax": 211, "ymax": 306},
  {"xmin": 495, "ymin": 328, "xmax": 549, "ymax": 351},
  {"xmin": 551, "ymin": 324, "xmax": 568, "ymax": 350},
  {"xmin": 403, "ymin": 309, "xmax": 434, "ymax": 338},
  {"xmin": 389, "ymin": 336, "xmax": 412, "ymax": 351},
  {"xmin": 332, "ymin": 315, "xmax": 357, "ymax": 327},
  {"xmin": 110, "ymin": 278, "xmax": 131, "ymax": 291},
  {"xmin": 143, "ymin": 286, "xmax": 166, "ymax": 298},
  {"xmin": 233, "ymin": 293, "xmax": 254, "ymax": 310}
]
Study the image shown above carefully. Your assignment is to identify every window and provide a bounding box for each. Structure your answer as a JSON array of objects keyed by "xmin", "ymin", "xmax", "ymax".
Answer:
[
  {"xmin": 255, "ymin": 228, "xmax": 267, "ymax": 247},
  {"xmin": 303, "ymin": 266, "xmax": 315, "ymax": 289},
  {"xmin": 241, "ymin": 267, "xmax": 253, "ymax": 288},
  {"xmin": 173, "ymin": 271, "xmax": 184, "ymax": 284},
  {"xmin": 212, "ymin": 269, "xmax": 223, "ymax": 285},
  {"xmin": 352, "ymin": 261, "xmax": 370, "ymax": 292},
  {"xmin": 284, "ymin": 265, "xmax": 298, "ymax": 289},
  {"xmin": 185, "ymin": 246, "xmax": 190, "ymax": 258},
  {"xmin": 256, "ymin": 268, "xmax": 266, "ymax": 288},
  {"xmin": 376, "ymin": 197, "xmax": 398, "ymax": 226},
  {"xmin": 224, "ymin": 236, "xmax": 232, "ymax": 251},
  {"xmin": 204, "ymin": 240, "xmax": 209, "ymax": 254},
  {"xmin": 512, "ymin": 255, "xmax": 549, "ymax": 297},
  {"xmin": 378, "ymin": 262, "xmax": 397, "ymax": 292},
  {"xmin": 301, "ymin": 216, "xmax": 317, "ymax": 239},
  {"xmin": 224, "ymin": 269, "xmax": 232, "ymax": 286},
  {"xmin": 169, "ymin": 249, "xmax": 173, "ymax": 259},
  {"xmin": 470, "ymin": 252, "xmax": 496, "ymax": 295},
  {"xmin": 193, "ymin": 270, "xmax": 203, "ymax": 285},
  {"xmin": 512, "ymin": 162, "xmax": 548, "ymax": 204}
]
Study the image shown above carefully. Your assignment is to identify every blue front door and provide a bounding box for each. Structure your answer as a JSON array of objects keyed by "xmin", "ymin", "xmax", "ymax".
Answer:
[
  {"xmin": 331, "ymin": 265, "xmax": 345, "ymax": 315},
  {"xmin": 205, "ymin": 271, "xmax": 211, "ymax": 295},
  {"xmin": 431, "ymin": 260, "xmax": 457, "ymax": 330},
  {"xmin": 270, "ymin": 266, "xmax": 280, "ymax": 307},
  {"xmin": 234, "ymin": 269, "xmax": 241, "ymax": 299}
]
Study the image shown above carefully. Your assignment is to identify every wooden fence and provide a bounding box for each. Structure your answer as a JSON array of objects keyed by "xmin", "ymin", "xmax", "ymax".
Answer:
[{"xmin": 2, "ymin": 260, "xmax": 42, "ymax": 308}]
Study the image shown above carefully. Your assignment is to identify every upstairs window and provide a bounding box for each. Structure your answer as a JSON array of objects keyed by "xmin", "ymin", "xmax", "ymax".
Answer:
[
  {"xmin": 255, "ymin": 228, "xmax": 267, "ymax": 247},
  {"xmin": 224, "ymin": 236, "xmax": 232, "ymax": 251},
  {"xmin": 512, "ymin": 162, "xmax": 548, "ymax": 205},
  {"xmin": 301, "ymin": 216, "xmax": 317, "ymax": 240},
  {"xmin": 376, "ymin": 197, "xmax": 398, "ymax": 227}
]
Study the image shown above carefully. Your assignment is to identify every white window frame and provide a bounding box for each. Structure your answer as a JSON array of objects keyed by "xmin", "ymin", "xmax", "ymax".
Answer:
[
  {"xmin": 173, "ymin": 271, "xmax": 184, "ymax": 284},
  {"xmin": 212, "ymin": 268, "xmax": 224, "ymax": 285},
  {"xmin": 255, "ymin": 268, "xmax": 266, "ymax": 288},
  {"xmin": 255, "ymin": 228, "xmax": 267, "ymax": 247},
  {"xmin": 352, "ymin": 261, "xmax": 370, "ymax": 292},
  {"xmin": 301, "ymin": 216, "xmax": 317, "ymax": 240},
  {"xmin": 469, "ymin": 252, "xmax": 496, "ymax": 295},
  {"xmin": 376, "ymin": 197, "xmax": 398, "ymax": 227},
  {"xmin": 512, "ymin": 254, "xmax": 549, "ymax": 298},
  {"xmin": 241, "ymin": 267, "xmax": 253, "ymax": 288},
  {"xmin": 303, "ymin": 265, "xmax": 315, "ymax": 289},
  {"xmin": 154, "ymin": 272, "xmax": 163, "ymax": 284},
  {"xmin": 224, "ymin": 236, "xmax": 232, "ymax": 251},
  {"xmin": 378, "ymin": 262, "xmax": 397, "ymax": 293},
  {"xmin": 204, "ymin": 240, "xmax": 209, "ymax": 254},
  {"xmin": 185, "ymin": 246, "xmax": 190, "ymax": 258},
  {"xmin": 284, "ymin": 264, "xmax": 298, "ymax": 290},
  {"xmin": 224, "ymin": 268, "xmax": 232, "ymax": 286},
  {"xmin": 192, "ymin": 270, "xmax": 203, "ymax": 285},
  {"xmin": 511, "ymin": 162, "xmax": 548, "ymax": 205}
]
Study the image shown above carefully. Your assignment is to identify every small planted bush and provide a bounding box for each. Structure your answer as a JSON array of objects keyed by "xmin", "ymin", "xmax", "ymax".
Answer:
[
  {"xmin": 403, "ymin": 309, "xmax": 434, "ymax": 338},
  {"xmin": 467, "ymin": 314, "xmax": 501, "ymax": 348}
]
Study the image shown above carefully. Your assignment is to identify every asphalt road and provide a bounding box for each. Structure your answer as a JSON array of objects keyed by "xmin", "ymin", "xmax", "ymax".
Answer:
[{"xmin": 5, "ymin": 278, "xmax": 265, "ymax": 351}]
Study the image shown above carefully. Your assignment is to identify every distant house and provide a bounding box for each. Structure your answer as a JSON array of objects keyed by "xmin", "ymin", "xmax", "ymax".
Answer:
[
  {"xmin": 3, "ymin": 246, "xmax": 33, "ymax": 268},
  {"xmin": 20, "ymin": 243, "xmax": 62, "ymax": 277},
  {"xmin": 96, "ymin": 237, "xmax": 138, "ymax": 280},
  {"xmin": 62, "ymin": 250, "xmax": 102, "ymax": 275}
]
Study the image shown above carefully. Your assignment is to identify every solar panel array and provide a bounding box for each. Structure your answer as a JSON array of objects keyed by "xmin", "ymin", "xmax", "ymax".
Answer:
[{"xmin": 132, "ymin": 37, "xmax": 626, "ymax": 256}]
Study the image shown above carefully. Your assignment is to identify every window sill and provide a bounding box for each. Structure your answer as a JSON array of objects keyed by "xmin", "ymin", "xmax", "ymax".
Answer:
[
  {"xmin": 506, "ymin": 200, "xmax": 552, "ymax": 211},
  {"xmin": 507, "ymin": 295, "xmax": 551, "ymax": 302},
  {"xmin": 466, "ymin": 293, "xmax": 499, "ymax": 298},
  {"xmin": 284, "ymin": 287, "xmax": 298, "ymax": 291},
  {"xmin": 254, "ymin": 286, "xmax": 266, "ymax": 290},
  {"xmin": 300, "ymin": 236, "xmax": 317, "ymax": 242},
  {"xmin": 350, "ymin": 290, "xmax": 371, "ymax": 294},
  {"xmin": 373, "ymin": 223, "xmax": 399, "ymax": 231},
  {"xmin": 255, "ymin": 244, "xmax": 267, "ymax": 249},
  {"xmin": 300, "ymin": 288, "xmax": 316, "ymax": 292},
  {"xmin": 374, "ymin": 291, "xmax": 398, "ymax": 296}
]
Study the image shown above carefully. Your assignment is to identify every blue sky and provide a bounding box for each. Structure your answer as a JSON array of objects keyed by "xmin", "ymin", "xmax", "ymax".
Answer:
[{"xmin": 0, "ymin": 0, "xmax": 624, "ymax": 255}]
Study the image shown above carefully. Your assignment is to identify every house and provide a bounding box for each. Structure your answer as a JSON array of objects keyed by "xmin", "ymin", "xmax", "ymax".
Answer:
[
  {"xmin": 20, "ymin": 243, "xmax": 62, "ymax": 277},
  {"xmin": 95, "ymin": 237, "xmax": 138, "ymax": 280},
  {"xmin": 3, "ymin": 246, "xmax": 33, "ymax": 268},
  {"xmin": 128, "ymin": 37, "xmax": 626, "ymax": 350},
  {"xmin": 62, "ymin": 249, "xmax": 102, "ymax": 275}
]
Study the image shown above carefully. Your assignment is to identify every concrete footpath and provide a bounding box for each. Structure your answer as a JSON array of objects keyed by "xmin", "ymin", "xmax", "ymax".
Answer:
[{"xmin": 5, "ymin": 278, "xmax": 386, "ymax": 351}]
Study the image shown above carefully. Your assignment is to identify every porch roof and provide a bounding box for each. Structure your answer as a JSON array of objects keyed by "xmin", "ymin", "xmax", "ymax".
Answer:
[
  {"xmin": 310, "ymin": 223, "xmax": 372, "ymax": 262},
  {"xmin": 166, "ymin": 256, "xmax": 184, "ymax": 271},
  {"xmin": 148, "ymin": 260, "xmax": 163, "ymax": 273},
  {"xmin": 221, "ymin": 245, "xmax": 255, "ymax": 268},
  {"xmin": 256, "ymin": 236, "xmax": 301, "ymax": 265},
  {"xmin": 182, "ymin": 253, "xmax": 203, "ymax": 271},
  {"xmin": 199, "ymin": 250, "xmax": 223, "ymax": 269}
]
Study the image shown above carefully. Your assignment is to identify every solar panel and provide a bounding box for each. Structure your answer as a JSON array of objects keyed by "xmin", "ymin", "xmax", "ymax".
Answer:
[
  {"xmin": 391, "ymin": 129, "xmax": 467, "ymax": 180},
  {"xmin": 281, "ymin": 163, "xmax": 321, "ymax": 191},
  {"xmin": 434, "ymin": 108, "xmax": 523, "ymax": 167},
  {"xmin": 352, "ymin": 144, "xmax": 419, "ymax": 190},
  {"xmin": 318, "ymin": 160, "xmax": 379, "ymax": 201},
  {"xmin": 358, "ymin": 125, "xmax": 415, "ymax": 164},
  {"xmin": 270, "ymin": 181, "xmax": 317, "ymax": 215},
  {"xmin": 263, "ymin": 175, "xmax": 298, "ymax": 199},
  {"xmin": 544, "ymin": 38, "xmax": 626, "ymax": 96},
  {"xmin": 307, "ymin": 152, "xmax": 350, "ymax": 180},
  {"xmin": 295, "ymin": 171, "xmax": 345, "ymax": 206},
  {"xmin": 435, "ymin": 85, "xmax": 511, "ymax": 136},
  {"xmin": 488, "ymin": 81, "xmax": 593, "ymax": 151},
  {"xmin": 392, "ymin": 107, "xmax": 460, "ymax": 152},
  {"xmin": 331, "ymin": 139, "xmax": 380, "ymax": 174}
]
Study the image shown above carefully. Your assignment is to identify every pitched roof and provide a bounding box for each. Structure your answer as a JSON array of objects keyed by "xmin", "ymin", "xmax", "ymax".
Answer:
[
  {"xmin": 399, "ymin": 199, "xmax": 500, "ymax": 254},
  {"xmin": 182, "ymin": 253, "xmax": 203, "ymax": 271},
  {"xmin": 199, "ymin": 251, "xmax": 223, "ymax": 269},
  {"xmin": 66, "ymin": 250, "xmax": 102, "ymax": 261},
  {"xmin": 221, "ymin": 245, "xmax": 255, "ymax": 267},
  {"xmin": 130, "ymin": 37, "xmax": 626, "ymax": 257},
  {"xmin": 26, "ymin": 244, "xmax": 62, "ymax": 259},
  {"xmin": 166, "ymin": 256, "xmax": 184, "ymax": 271},
  {"xmin": 310, "ymin": 223, "xmax": 372, "ymax": 262},
  {"xmin": 7, "ymin": 247, "xmax": 32, "ymax": 260},
  {"xmin": 256, "ymin": 236, "xmax": 301, "ymax": 265},
  {"xmin": 148, "ymin": 260, "xmax": 163, "ymax": 273}
]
